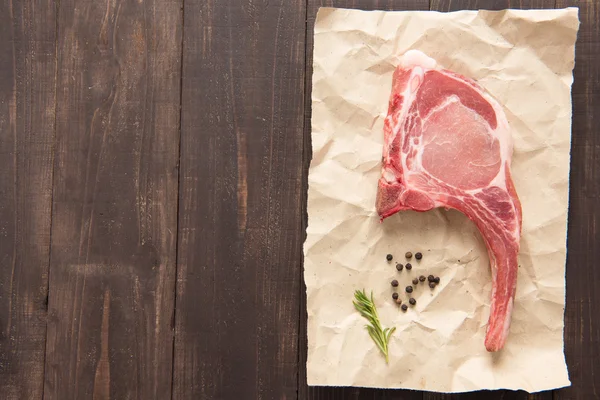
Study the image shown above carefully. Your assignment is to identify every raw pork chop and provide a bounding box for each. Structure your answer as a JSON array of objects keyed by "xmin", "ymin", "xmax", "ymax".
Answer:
[{"xmin": 376, "ymin": 50, "xmax": 522, "ymax": 352}]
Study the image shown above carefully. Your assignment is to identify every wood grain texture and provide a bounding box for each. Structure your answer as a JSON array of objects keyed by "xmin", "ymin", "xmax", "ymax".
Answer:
[
  {"xmin": 299, "ymin": 2, "xmax": 428, "ymax": 400},
  {"xmin": 430, "ymin": 0, "xmax": 556, "ymax": 10},
  {"xmin": 424, "ymin": 392, "xmax": 550, "ymax": 400},
  {"xmin": 0, "ymin": 0, "xmax": 595, "ymax": 398},
  {"xmin": 43, "ymin": 0, "xmax": 182, "ymax": 398},
  {"xmin": 553, "ymin": 1, "xmax": 600, "ymax": 399},
  {"xmin": 0, "ymin": 0, "xmax": 56, "ymax": 398},
  {"xmin": 173, "ymin": 0, "xmax": 306, "ymax": 398}
]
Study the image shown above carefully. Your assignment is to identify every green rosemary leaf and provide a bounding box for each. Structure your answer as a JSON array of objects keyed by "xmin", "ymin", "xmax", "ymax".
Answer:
[
  {"xmin": 387, "ymin": 327, "xmax": 397, "ymax": 342},
  {"xmin": 353, "ymin": 289, "xmax": 395, "ymax": 364},
  {"xmin": 367, "ymin": 326, "xmax": 387, "ymax": 355}
]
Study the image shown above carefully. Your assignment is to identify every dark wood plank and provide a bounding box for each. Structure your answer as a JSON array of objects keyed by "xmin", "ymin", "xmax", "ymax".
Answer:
[
  {"xmin": 0, "ymin": 1, "xmax": 56, "ymax": 398},
  {"xmin": 553, "ymin": 1, "xmax": 600, "ymax": 399},
  {"xmin": 300, "ymin": 2, "xmax": 427, "ymax": 400},
  {"xmin": 430, "ymin": 0, "xmax": 555, "ymax": 9},
  {"xmin": 43, "ymin": 0, "xmax": 182, "ymax": 398},
  {"xmin": 425, "ymin": 393, "xmax": 549, "ymax": 400},
  {"xmin": 173, "ymin": 0, "xmax": 306, "ymax": 399}
]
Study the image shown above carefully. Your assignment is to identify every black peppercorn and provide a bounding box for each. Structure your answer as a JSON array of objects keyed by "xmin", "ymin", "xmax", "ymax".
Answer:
[
  {"xmin": 415, "ymin": 252, "xmax": 422, "ymax": 260},
  {"xmin": 412, "ymin": 278, "xmax": 419, "ymax": 285},
  {"xmin": 405, "ymin": 263, "xmax": 412, "ymax": 270},
  {"xmin": 419, "ymin": 275, "xmax": 426, "ymax": 282},
  {"xmin": 396, "ymin": 263, "xmax": 403, "ymax": 271},
  {"xmin": 409, "ymin": 298, "xmax": 416, "ymax": 305},
  {"xmin": 395, "ymin": 298, "xmax": 402, "ymax": 305},
  {"xmin": 401, "ymin": 304, "xmax": 408, "ymax": 311},
  {"xmin": 391, "ymin": 279, "xmax": 399, "ymax": 287},
  {"xmin": 428, "ymin": 275, "xmax": 435, "ymax": 282},
  {"xmin": 429, "ymin": 282, "xmax": 436, "ymax": 289},
  {"xmin": 405, "ymin": 251, "xmax": 413, "ymax": 259},
  {"xmin": 405, "ymin": 286, "xmax": 413, "ymax": 293},
  {"xmin": 386, "ymin": 254, "xmax": 393, "ymax": 261},
  {"xmin": 434, "ymin": 277, "xmax": 440, "ymax": 284},
  {"xmin": 392, "ymin": 292, "xmax": 399, "ymax": 300}
]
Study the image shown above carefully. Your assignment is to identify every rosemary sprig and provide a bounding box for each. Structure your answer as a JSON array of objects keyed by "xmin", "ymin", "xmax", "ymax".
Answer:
[{"xmin": 353, "ymin": 289, "xmax": 396, "ymax": 363}]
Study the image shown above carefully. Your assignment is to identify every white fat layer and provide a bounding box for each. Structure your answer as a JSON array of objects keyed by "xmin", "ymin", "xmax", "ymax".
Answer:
[
  {"xmin": 383, "ymin": 169, "xmax": 396, "ymax": 183},
  {"xmin": 503, "ymin": 299, "xmax": 514, "ymax": 338},
  {"xmin": 400, "ymin": 49, "xmax": 437, "ymax": 70}
]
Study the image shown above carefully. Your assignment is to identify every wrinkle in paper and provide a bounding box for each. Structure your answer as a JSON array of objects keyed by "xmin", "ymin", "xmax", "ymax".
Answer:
[{"xmin": 304, "ymin": 7, "xmax": 579, "ymax": 393}]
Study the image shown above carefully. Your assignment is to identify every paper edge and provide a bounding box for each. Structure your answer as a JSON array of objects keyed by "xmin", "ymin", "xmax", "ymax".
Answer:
[
  {"xmin": 557, "ymin": 5, "xmax": 580, "ymax": 390},
  {"xmin": 305, "ymin": 380, "xmax": 572, "ymax": 394}
]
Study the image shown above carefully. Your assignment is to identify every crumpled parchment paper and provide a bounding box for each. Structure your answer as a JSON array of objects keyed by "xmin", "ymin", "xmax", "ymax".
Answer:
[{"xmin": 304, "ymin": 7, "xmax": 579, "ymax": 393}]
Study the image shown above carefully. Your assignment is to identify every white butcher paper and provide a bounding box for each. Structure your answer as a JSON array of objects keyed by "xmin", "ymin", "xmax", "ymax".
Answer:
[{"xmin": 304, "ymin": 7, "xmax": 579, "ymax": 393}]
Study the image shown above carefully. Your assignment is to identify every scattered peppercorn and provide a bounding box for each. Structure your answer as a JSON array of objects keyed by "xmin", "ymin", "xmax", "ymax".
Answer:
[
  {"xmin": 405, "ymin": 251, "xmax": 413, "ymax": 259},
  {"xmin": 419, "ymin": 275, "xmax": 426, "ymax": 282},
  {"xmin": 386, "ymin": 254, "xmax": 393, "ymax": 261},
  {"xmin": 434, "ymin": 277, "xmax": 440, "ymax": 284},
  {"xmin": 401, "ymin": 304, "xmax": 408, "ymax": 311},
  {"xmin": 396, "ymin": 263, "xmax": 404, "ymax": 271},
  {"xmin": 409, "ymin": 298, "xmax": 416, "ymax": 305},
  {"xmin": 392, "ymin": 292, "xmax": 399, "ymax": 300},
  {"xmin": 415, "ymin": 252, "xmax": 422, "ymax": 260},
  {"xmin": 429, "ymin": 282, "xmax": 436, "ymax": 289},
  {"xmin": 405, "ymin": 263, "xmax": 412, "ymax": 270},
  {"xmin": 428, "ymin": 275, "xmax": 435, "ymax": 282},
  {"xmin": 395, "ymin": 298, "xmax": 403, "ymax": 305},
  {"xmin": 405, "ymin": 286, "xmax": 413, "ymax": 293},
  {"xmin": 412, "ymin": 278, "xmax": 419, "ymax": 285},
  {"xmin": 391, "ymin": 279, "xmax": 399, "ymax": 287}
]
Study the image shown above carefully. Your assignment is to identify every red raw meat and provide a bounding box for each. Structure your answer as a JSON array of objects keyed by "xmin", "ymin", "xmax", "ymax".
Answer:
[{"xmin": 376, "ymin": 50, "xmax": 522, "ymax": 352}]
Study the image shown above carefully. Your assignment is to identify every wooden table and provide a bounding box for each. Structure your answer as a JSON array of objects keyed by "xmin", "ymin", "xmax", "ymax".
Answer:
[{"xmin": 0, "ymin": 0, "xmax": 597, "ymax": 399}]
